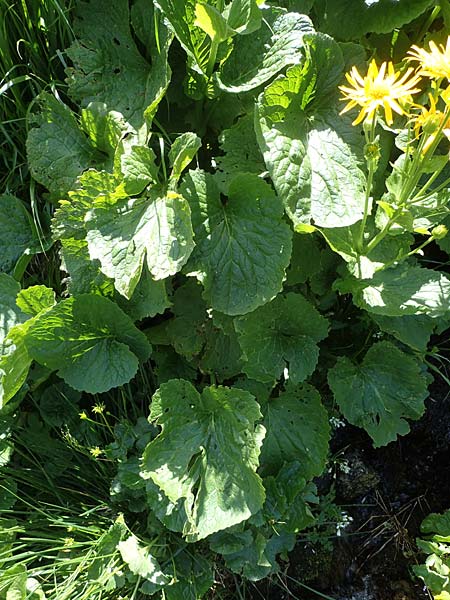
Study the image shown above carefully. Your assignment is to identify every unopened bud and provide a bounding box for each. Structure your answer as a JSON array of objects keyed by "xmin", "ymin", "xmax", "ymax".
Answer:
[{"xmin": 431, "ymin": 224, "xmax": 448, "ymax": 240}]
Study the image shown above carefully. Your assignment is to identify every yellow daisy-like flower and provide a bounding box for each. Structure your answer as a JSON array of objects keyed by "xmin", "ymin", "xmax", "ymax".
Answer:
[
  {"xmin": 411, "ymin": 94, "xmax": 450, "ymax": 153},
  {"xmin": 408, "ymin": 37, "xmax": 450, "ymax": 80},
  {"xmin": 339, "ymin": 59, "xmax": 422, "ymax": 126}
]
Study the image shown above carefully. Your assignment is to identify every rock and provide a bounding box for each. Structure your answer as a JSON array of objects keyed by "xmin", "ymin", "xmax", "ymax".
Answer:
[{"xmin": 337, "ymin": 451, "xmax": 380, "ymax": 501}]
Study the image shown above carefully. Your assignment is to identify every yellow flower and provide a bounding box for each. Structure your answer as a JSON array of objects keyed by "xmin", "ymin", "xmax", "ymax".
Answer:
[
  {"xmin": 90, "ymin": 446, "xmax": 103, "ymax": 458},
  {"xmin": 339, "ymin": 59, "xmax": 422, "ymax": 125},
  {"xmin": 92, "ymin": 402, "xmax": 106, "ymax": 415},
  {"xmin": 441, "ymin": 85, "xmax": 450, "ymax": 105},
  {"xmin": 411, "ymin": 94, "xmax": 450, "ymax": 153},
  {"xmin": 408, "ymin": 37, "xmax": 450, "ymax": 80}
]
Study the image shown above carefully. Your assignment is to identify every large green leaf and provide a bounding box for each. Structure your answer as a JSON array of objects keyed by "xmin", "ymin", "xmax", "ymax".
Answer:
[
  {"xmin": 316, "ymin": 0, "xmax": 434, "ymax": 40},
  {"xmin": 168, "ymin": 132, "xmax": 202, "ymax": 186},
  {"xmin": 225, "ymin": 0, "xmax": 262, "ymax": 34},
  {"xmin": 209, "ymin": 526, "xmax": 294, "ymax": 580},
  {"xmin": 336, "ymin": 263, "xmax": 450, "ymax": 318},
  {"xmin": 372, "ymin": 314, "xmax": 436, "ymax": 352},
  {"xmin": 255, "ymin": 34, "xmax": 366, "ymax": 230},
  {"xmin": 194, "ymin": 3, "xmax": 232, "ymax": 43},
  {"xmin": 66, "ymin": 0, "xmax": 170, "ymax": 128},
  {"xmin": 0, "ymin": 275, "xmax": 26, "ymax": 345},
  {"xmin": 153, "ymin": 0, "xmax": 210, "ymax": 75},
  {"xmin": 85, "ymin": 185, "xmax": 194, "ymax": 299},
  {"xmin": 151, "ymin": 347, "xmax": 197, "ymax": 386},
  {"xmin": 199, "ymin": 313, "xmax": 243, "ymax": 381},
  {"xmin": 0, "ymin": 196, "xmax": 37, "ymax": 274},
  {"xmin": 0, "ymin": 278, "xmax": 45, "ymax": 409},
  {"xmin": 116, "ymin": 268, "xmax": 170, "ymax": 322},
  {"xmin": 285, "ymin": 233, "xmax": 322, "ymax": 286},
  {"xmin": 118, "ymin": 535, "xmax": 169, "ymax": 592},
  {"xmin": 52, "ymin": 170, "xmax": 121, "ymax": 242},
  {"xmin": 260, "ymin": 384, "xmax": 330, "ymax": 478},
  {"xmin": 163, "ymin": 551, "xmax": 213, "ymax": 600},
  {"xmin": 52, "ymin": 170, "xmax": 120, "ymax": 295},
  {"xmin": 328, "ymin": 341, "xmax": 429, "ymax": 447},
  {"xmin": 16, "ymin": 286, "xmax": 55, "ymax": 317},
  {"xmin": 162, "ymin": 279, "xmax": 208, "ymax": 359},
  {"xmin": 216, "ymin": 9, "xmax": 314, "ymax": 92},
  {"xmin": 141, "ymin": 379, "xmax": 266, "ymax": 541},
  {"xmin": 118, "ymin": 145, "xmax": 159, "ymax": 196},
  {"xmin": 131, "ymin": 0, "xmax": 174, "ymax": 125},
  {"xmin": 207, "ymin": 465, "xmax": 317, "ymax": 585},
  {"xmin": 0, "ymin": 325, "xmax": 32, "ymax": 409},
  {"xmin": 80, "ymin": 102, "xmax": 133, "ymax": 162},
  {"xmin": 0, "ymin": 564, "xmax": 27, "ymax": 600},
  {"xmin": 421, "ymin": 511, "xmax": 450, "ymax": 539},
  {"xmin": 262, "ymin": 462, "xmax": 316, "ymax": 534},
  {"xmin": 181, "ymin": 170, "xmax": 292, "ymax": 315},
  {"xmin": 235, "ymin": 293, "xmax": 329, "ymax": 383},
  {"xmin": 25, "ymin": 294, "xmax": 151, "ymax": 393},
  {"xmin": 26, "ymin": 93, "xmax": 96, "ymax": 199},
  {"xmin": 321, "ymin": 224, "xmax": 414, "ymax": 279},
  {"xmin": 215, "ymin": 113, "xmax": 266, "ymax": 191},
  {"xmin": 59, "ymin": 238, "xmax": 114, "ymax": 296},
  {"xmin": 150, "ymin": 280, "xmax": 243, "ymax": 380},
  {"xmin": 147, "ymin": 279, "xmax": 242, "ymax": 382}
]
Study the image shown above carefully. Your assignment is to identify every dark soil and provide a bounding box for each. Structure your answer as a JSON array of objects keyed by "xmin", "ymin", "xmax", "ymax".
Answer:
[{"xmin": 252, "ymin": 377, "xmax": 450, "ymax": 600}]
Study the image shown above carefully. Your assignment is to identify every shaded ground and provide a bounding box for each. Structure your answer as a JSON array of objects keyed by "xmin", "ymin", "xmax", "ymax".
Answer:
[{"xmin": 253, "ymin": 377, "xmax": 450, "ymax": 599}]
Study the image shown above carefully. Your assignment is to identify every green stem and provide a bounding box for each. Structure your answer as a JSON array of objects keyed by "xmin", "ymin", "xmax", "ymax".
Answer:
[
  {"xmin": 358, "ymin": 164, "xmax": 375, "ymax": 252},
  {"xmin": 416, "ymin": 174, "xmax": 450, "ymax": 201},
  {"xmin": 398, "ymin": 131, "xmax": 428, "ymax": 205},
  {"xmin": 412, "ymin": 161, "xmax": 447, "ymax": 201},
  {"xmin": 381, "ymin": 235, "xmax": 435, "ymax": 270},
  {"xmin": 358, "ymin": 117, "xmax": 377, "ymax": 253},
  {"xmin": 206, "ymin": 37, "xmax": 219, "ymax": 77},
  {"xmin": 416, "ymin": 6, "xmax": 441, "ymax": 42},
  {"xmin": 407, "ymin": 236, "xmax": 435, "ymax": 257},
  {"xmin": 365, "ymin": 213, "xmax": 399, "ymax": 254},
  {"xmin": 424, "ymin": 357, "xmax": 450, "ymax": 387},
  {"xmin": 152, "ymin": 117, "xmax": 171, "ymax": 144}
]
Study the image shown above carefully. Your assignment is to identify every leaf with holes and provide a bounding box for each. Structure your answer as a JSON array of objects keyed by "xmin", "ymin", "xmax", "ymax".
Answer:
[
  {"xmin": 260, "ymin": 384, "xmax": 330, "ymax": 478},
  {"xmin": 66, "ymin": 0, "xmax": 171, "ymax": 128}
]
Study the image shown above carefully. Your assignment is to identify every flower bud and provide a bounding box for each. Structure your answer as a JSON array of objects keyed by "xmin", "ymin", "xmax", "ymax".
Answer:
[{"xmin": 431, "ymin": 224, "xmax": 448, "ymax": 240}]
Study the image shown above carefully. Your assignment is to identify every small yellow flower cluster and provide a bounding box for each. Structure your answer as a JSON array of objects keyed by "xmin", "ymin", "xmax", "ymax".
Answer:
[{"xmin": 339, "ymin": 36, "xmax": 450, "ymax": 140}]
